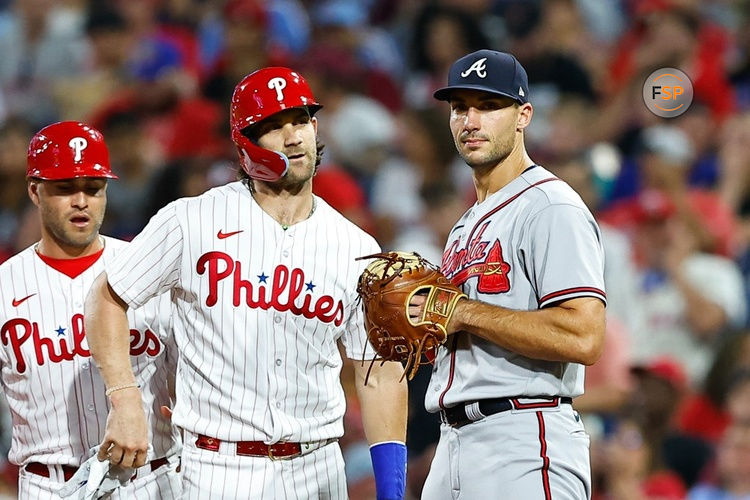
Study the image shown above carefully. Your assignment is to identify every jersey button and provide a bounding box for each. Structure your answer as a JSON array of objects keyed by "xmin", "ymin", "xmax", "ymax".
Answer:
[
  {"xmin": 275, "ymin": 359, "xmax": 282, "ymax": 366},
  {"xmin": 274, "ymin": 316, "xmax": 282, "ymax": 324},
  {"xmin": 81, "ymin": 362, "xmax": 89, "ymax": 370},
  {"xmin": 276, "ymin": 402, "xmax": 282, "ymax": 409},
  {"xmin": 282, "ymin": 251, "xmax": 289, "ymax": 257},
  {"xmin": 87, "ymin": 404, "xmax": 95, "ymax": 411}
]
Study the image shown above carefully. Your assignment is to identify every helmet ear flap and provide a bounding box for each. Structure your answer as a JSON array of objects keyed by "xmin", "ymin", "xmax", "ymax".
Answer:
[{"xmin": 231, "ymin": 127, "xmax": 289, "ymax": 182}]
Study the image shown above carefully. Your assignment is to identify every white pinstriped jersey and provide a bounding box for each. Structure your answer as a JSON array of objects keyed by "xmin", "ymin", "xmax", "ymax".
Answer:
[
  {"xmin": 105, "ymin": 181, "xmax": 378, "ymax": 444},
  {"xmin": 426, "ymin": 166, "xmax": 606, "ymax": 412},
  {"xmin": 0, "ymin": 236, "xmax": 179, "ymax": 467}
]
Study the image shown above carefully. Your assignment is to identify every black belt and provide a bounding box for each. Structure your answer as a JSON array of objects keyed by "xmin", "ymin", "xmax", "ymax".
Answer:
[{"xmin": 441, "ymin": 396, "xmax": 573, "ymax": 428}]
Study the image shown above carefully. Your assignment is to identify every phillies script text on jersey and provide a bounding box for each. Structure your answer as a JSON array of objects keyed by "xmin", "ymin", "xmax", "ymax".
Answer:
[
  {"xmin": 1, "ymin": 312, "xmax": 161, "ymax": 373},
  {"xmin": 197, "ymin": 251, "xmax": 345, "ymax": 326}
]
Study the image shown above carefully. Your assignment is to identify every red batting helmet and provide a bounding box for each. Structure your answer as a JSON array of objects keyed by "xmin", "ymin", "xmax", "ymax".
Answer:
[
  {"xmin": 27, "ymin": 121, "xmax": 117, "ymax": 180},
  {"xmin": 230, "ymin": 67, "xmax": 322, "ymax": 181}
]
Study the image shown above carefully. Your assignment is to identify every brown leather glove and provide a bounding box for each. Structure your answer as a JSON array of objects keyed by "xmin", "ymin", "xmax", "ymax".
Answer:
[{"xmin": 357, "ymin": 251, "xmax": 466, "ymax": 380}]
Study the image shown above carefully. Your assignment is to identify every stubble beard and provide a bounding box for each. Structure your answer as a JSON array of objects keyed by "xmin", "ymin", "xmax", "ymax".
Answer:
[
  {"xmin": 42, "ymin": 205, "xmax": 102, "ymax": 250},
  {"xmin": 460, "ymin": 132, "xmax": 515, "ymax": 170},
  {"xmin": 254, "ymin": 150, "xmax": 317, "ymax": 195},
  {"xmin": 276, "ymin": 149, "xmax": 316, "ymax": 189}
]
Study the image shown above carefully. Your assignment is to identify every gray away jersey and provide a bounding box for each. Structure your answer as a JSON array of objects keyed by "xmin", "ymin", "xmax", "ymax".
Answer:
[{"xmin": 425, "ymin": 166, "xmax": 606, "ymax": 412}]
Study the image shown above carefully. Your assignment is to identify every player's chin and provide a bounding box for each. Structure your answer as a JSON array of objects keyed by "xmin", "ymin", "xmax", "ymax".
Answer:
[
  {"xmin": 63, "ymin": 227, "xmax": 99, "ymax": 246},
  {"xmin": 460, "ymin": 147, "xmax": 485, "ymax": 160},
  {"xmin": 283, "ymin": 166, "xmax": 314, "ymax": 186},
  {"xmin": 463, "ymin": 155, "xmax": 491, "ymax": 169}
]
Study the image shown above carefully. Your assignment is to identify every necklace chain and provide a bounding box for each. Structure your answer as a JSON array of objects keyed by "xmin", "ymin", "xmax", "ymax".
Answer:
[
  {"xmin": 248, "ymin": 185, "xmax": 317, "ymax": 230},
  {"xmin": 276, "ymin": 197, "xmax": 316, "ymax": 231}
]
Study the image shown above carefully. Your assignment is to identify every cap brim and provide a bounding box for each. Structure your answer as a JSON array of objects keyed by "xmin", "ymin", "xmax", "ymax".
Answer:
[
  {"xmin": 306, "ymin": 103, "xmax": 323, "ymax": 116},
  {"xmin": 433, "ymin": 84, "xmax": 525, "ymax": 103}
]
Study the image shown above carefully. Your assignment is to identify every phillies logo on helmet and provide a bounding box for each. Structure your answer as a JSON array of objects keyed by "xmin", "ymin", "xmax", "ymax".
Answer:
[
  {"xmin": 268, "ymin": 77, "xmax": 287, "ymax": 101},
  {"xmin": 68, "ymin": 137, "xmax": 88, "ymax": 162}
]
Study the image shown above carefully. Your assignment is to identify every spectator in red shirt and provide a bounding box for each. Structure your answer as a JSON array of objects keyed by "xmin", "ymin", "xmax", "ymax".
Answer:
[{"xmin": 677, "ymin": 332, "xmax": 750, "ymax": 444}]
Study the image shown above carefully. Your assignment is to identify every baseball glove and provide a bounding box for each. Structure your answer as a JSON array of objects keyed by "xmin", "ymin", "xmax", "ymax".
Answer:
[{"xmin": 356, "ymin": 251, "xmax": 466, "ymax": 381}]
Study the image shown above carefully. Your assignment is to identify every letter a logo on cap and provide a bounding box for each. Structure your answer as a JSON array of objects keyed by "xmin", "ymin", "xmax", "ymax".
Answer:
[
  {"xmin": 461, "ymin": 58, "xmax": 488, "ymax": 78},
  {"xmin": 68, "ymin": 137, "xmax": 88, "ymax": 162},
  {"xmin": 268, "ymin": 77, "xmax": 287, "ymax": 101}
]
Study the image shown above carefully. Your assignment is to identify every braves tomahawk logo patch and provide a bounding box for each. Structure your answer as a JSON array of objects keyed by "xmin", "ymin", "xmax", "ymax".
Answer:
[{"xmin": 461, "ymin": 58, "xmax": 488, "ymax": 78}]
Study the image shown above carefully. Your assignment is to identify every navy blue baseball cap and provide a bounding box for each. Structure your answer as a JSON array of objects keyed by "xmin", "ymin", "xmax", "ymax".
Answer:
[{"xmin": 433, "ymin": 49, "xmax": 529, "ymax": 104}]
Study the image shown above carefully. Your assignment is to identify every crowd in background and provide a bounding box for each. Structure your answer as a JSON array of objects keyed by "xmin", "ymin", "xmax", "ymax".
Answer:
[{"xmin": 0, "ymin": 0, "xmax": 749, "ymax": 498}]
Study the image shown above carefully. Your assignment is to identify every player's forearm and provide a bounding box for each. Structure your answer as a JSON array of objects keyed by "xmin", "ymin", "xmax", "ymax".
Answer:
[
  {"xmin": 85, "ymin": 272, "xmax": 137, "ymax": 388},
  {"xmin": 353, "ymin": 360, "xmax": 408, "ymax": 443},
  {"xmin": 451, "ymin": 297, "xmax": 605, "ymax": 365},
  {"xmin": 356, "ymin": 360, "xmax": 408, "ymax": 500}
]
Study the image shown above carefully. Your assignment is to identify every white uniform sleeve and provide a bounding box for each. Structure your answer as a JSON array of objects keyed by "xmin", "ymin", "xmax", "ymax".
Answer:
[
  {"xmin": 107, "ymin": 203, "xmax": 183, "ymax": 309},
  {"xmin": 340, "ymin": 237, "xmax": 380, "ymax": 360},
  {"xmin": 522, "ymin": 204, "xmax": 607, "ymax": 308}
]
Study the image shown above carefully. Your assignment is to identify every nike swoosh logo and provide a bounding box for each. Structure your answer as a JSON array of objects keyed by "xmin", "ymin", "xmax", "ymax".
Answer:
[
  {"xmin": 12, "ymin": 294, "xmax": 36, "ymax": 307},
  {"xmin": 217, "ymin": 230, "xmax": 243, "ymax": 239}
]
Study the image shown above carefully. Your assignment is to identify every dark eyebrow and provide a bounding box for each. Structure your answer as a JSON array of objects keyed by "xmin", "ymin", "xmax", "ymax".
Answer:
[
  {"xmin": 450, "ymin": 95, "xmax": 517, "ymax": 109},
  {"xmin": 450, "ymin": 95, "xmax": 507, "ymax": 104},
  {"xmin": 251, "ymin": 108, "xmax": 310, "ymax": 132}
]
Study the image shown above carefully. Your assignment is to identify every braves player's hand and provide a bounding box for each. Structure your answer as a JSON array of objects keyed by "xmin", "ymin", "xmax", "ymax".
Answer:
[
  {"xmin": 160, "ymin": 405, "xmax": 173, "ymax": 420},
  {"xmin": 407, "ymin": 292, "xmax": 427, "ymax": 322},
  {"xmin": 98, "ymin": 387, "xmax": 149, "ymax": 468},
  {"xmin": 408, "ymin": 292, "xmax": 465, "ymax": 335}
]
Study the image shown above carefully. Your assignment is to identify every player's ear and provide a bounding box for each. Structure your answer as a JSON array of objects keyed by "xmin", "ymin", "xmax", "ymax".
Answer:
[
  {"xmin": 28, "ymin": 180, "xmax": 41, "ymax": 207},
  {"xmin": 517, "ymin": 103, "xmax": 533, "ymax": 131}
]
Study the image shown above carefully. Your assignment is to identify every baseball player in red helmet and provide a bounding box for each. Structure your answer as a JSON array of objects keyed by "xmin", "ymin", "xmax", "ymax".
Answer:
[
  {"xmin": 416, "ymin": 50, "xmax": 607, "ymax": 499},
  {"xmin": 0, "ymin": 121, "xmax": 181, "ymax": 498},
  {"xmin": 85, "ymin": 67, "xmax": 409, "ymax": 499}
]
